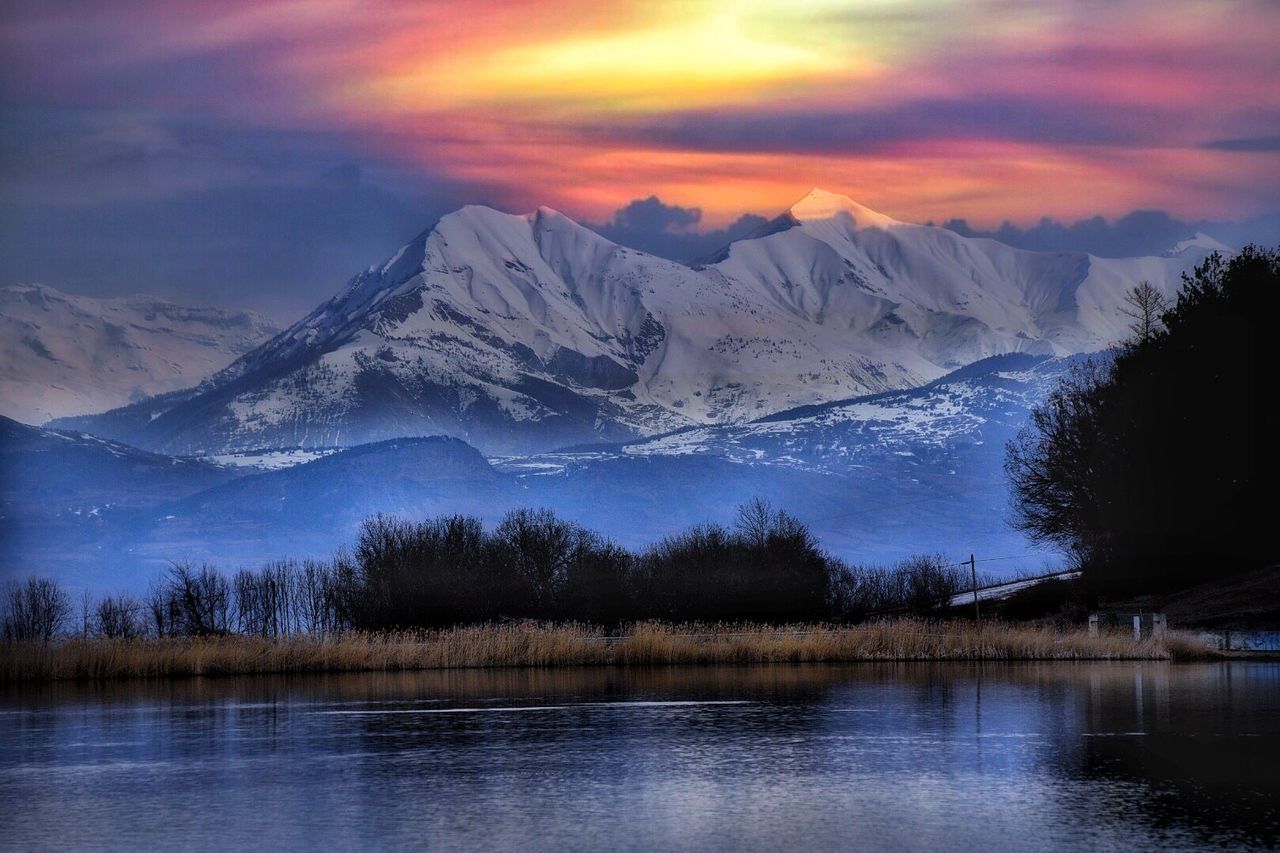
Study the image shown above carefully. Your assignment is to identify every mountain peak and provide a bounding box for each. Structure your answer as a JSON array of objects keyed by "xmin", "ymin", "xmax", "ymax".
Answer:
[{"xmin": 788, "ymin": 187, "xmax": 904, "ymax": 229}]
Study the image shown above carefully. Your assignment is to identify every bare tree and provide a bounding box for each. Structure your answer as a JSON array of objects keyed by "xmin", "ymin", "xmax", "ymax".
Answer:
[
  {"xmin": 234, "ymin": 561, "xmax": 309, "ymax": 638},
  {"xmin": 297, "ymin": 560, "xmax": 337, "ymax": 636},
  {"xmin": 80, "ymin": 590, "xmax": 92, "ymax": 638},
  {"xmin": 164, "ymin": 563, "xmax": 232, "ymax": 636},
  {"xmin": 94, "ymin": 595, "xmax": 143, "ymax": 639},
  {"xmin": 734, "ymin": 497, "xmax": 774, "ymax": 548},
  {"xmin": 495, "ymin": 509, "xmax": 582, "ymax": 614},
  {"xmin": 1120, "ymin": 281, "xmax": 1168, "ymax": 343},
  {"xmin": 2, "ymin": 578, "xmax": 72, "ymax": 642},
  {"xmin": 145, "ymin": 578, "xmax": 174, "ymax": 637}
]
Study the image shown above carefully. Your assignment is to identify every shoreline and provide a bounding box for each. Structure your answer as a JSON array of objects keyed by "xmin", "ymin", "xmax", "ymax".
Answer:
[{"xmin": 0, "ymin": 620, "xmax": 1215, "ymax": 682}]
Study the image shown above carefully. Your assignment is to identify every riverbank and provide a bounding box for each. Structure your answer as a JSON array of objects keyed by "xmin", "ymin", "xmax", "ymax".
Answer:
[{"xmin": 0, "ymin": 620, "xmax": 1215, "ymax": 682}]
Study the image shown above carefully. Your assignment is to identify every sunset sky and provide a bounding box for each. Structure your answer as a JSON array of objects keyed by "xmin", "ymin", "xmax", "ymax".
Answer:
[{"xmin": 2, "ymin": 0, "xmax": 1277, "ymax": 313}]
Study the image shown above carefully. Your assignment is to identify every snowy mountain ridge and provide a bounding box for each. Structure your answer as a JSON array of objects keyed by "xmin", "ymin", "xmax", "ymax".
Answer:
[
  {"xmin": 1, "ymin": 284, "xmax": 280, "ymax": 424},
  {"xmin": 55, "ymin": 189, "xmax": 1211, "ymax": 455}
]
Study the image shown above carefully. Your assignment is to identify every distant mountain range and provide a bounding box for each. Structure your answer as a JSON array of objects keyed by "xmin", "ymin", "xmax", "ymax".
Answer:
[
  {"xmin": 50, "ymin": 189, "xmax": 1208, "ymax": 456},
  {"xmin": 3, "ymin": 189, "xmax": 1235, "ymax": 589},
  {"xmin": 0, "ymin": 284, "xmax": 279, "ymax": 424},
  {"xmin": 4, "ymin": 354, "xmax": 1075, "ymax": 589}
]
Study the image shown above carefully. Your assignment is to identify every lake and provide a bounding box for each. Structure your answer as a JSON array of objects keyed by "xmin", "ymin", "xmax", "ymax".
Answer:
[{"xmin": 2, "ymin": 662, "xmax": 1277, "ymax": 851}]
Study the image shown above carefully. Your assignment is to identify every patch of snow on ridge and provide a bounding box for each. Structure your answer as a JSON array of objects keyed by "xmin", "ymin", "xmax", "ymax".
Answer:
[{"xmin": 208, "ymin": 448, "xmax": 340, "ymax": 471}]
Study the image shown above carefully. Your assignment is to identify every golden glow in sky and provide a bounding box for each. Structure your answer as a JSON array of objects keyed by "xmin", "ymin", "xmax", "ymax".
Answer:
[{"xmin": 375, "ymin": 10, "xmax": 860, "ymax": 112}]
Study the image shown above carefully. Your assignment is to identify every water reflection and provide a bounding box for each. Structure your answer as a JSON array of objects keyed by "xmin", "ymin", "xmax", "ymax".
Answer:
[{"xmin": 2, "ymin": 662, "xmax": 1277, "ymax": 851}]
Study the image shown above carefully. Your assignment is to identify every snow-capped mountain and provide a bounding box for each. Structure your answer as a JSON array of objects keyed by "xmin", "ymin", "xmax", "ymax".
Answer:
[
  {"xmin": 0, "ymin": 285, "xmax": 280, "ymax": 424},
  {"xmin": 56, "ymin": 189, "xmax": 1204, "ymax": 455}
]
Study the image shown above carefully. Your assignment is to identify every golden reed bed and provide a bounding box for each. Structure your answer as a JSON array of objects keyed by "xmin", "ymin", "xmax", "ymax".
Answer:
[{"xmin": 0, "ymin": 620, "xmax": 1212, "ymax": 682}]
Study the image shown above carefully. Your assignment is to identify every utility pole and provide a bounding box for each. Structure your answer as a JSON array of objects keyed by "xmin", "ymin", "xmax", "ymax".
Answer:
[{"xmin": 969, "ymin": 554, "xmax": 980, "ymax": 626}]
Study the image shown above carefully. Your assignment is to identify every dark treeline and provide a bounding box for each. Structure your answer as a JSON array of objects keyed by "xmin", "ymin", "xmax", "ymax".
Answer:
[{"xmin": 2, "ymin": 500, "xmax": 966, "ymax": 639}]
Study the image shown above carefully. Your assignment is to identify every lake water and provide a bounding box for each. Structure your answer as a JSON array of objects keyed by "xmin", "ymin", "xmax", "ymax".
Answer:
[{"xmin": 2, "ymin": 662, "xmax": 1278, "ymax": 851}]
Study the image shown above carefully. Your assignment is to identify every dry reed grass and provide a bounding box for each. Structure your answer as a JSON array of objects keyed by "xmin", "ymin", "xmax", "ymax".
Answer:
[{"xmin": 0, "ymin": 620, "xmax": 1213, "ymax": 682}]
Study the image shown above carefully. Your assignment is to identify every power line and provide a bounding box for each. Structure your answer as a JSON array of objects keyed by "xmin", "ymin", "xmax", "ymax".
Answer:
[
  {"xmin": 968, "ymin": 552, "xmax": 1052, "ymax": 565},
  {"xmin": 936, "ymin": 553, "xmax": 1050, "ymax": 569}
]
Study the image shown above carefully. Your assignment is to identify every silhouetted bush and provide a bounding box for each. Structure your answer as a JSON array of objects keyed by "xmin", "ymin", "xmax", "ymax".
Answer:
[
  {"xmin": 493, "ymin": 508, "xmax": 626, "ymax": 619},
  {"xmin": 990, "ymin": 578, "xmax": 1086, "ymax": 625},
  {"xmin": 558, "ymin": 538, "xmax": 633, "ymax": 624},
  {"xmin": 900, "ymin": 554, "xmax": 965, "ymax": 614},
  {"xmin": 279, "ymin": 501, "xmax": 849, "ymax": 628}
]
